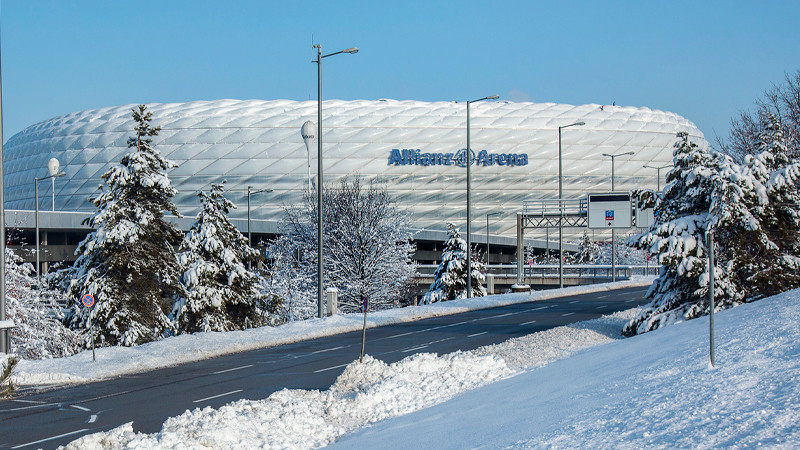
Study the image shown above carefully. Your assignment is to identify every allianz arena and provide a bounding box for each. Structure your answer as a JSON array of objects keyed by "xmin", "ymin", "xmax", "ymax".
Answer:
[{"xmin": 3, "ymin": 99, "xmax": 705, "ymax": 241}]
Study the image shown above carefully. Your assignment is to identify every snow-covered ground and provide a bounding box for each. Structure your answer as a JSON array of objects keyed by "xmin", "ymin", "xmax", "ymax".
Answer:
[
  {"xmin": 61, "ymin": 285, "xmax": 800, "ymax": 449},
  {"xmin": 6, "ymin": 278, "xmax": 651, "ymax": 388}
]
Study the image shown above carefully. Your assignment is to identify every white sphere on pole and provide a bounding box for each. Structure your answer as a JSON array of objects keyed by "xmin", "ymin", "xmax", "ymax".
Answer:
[{"xmin": 47, "ymin": 157, "xmax": 60, "ymax": 176}]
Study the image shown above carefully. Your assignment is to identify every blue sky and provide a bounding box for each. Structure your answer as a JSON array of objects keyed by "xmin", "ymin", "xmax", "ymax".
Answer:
[{"xmin": 2, "ymin": 1, "xmax": 798, "ymax": 144}]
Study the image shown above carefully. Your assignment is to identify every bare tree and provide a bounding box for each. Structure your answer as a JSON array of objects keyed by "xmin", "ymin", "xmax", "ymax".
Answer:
[
  {"xmin": 273, "ymin": 177, "xmax": 416, "ymax": 313},
  {"xmin": 718, "ymin": 69, "xmax": 800, "ymax": 162}
]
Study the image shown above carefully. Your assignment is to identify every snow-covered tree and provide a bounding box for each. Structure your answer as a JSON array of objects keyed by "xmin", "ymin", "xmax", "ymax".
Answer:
[
  {"xmin": 0, "ymin": 356, "xmax": 18, "ymax": 398},
  {"xmin": 174, "ymin": 182, "xmax": 279, "ymax": 333},
  {"xmin": 57, "ymin": 105, "xmax": 183, "ymax": 346},
  {"xmin": 624, "ymin": 133, "xmax": 743, "ymax": 336},
  {"xmin": 573, "ymin": 231, "xmax": 600, "ymax": 264},
  {"xmin": 274, "ymin": 178, "xmax": 416, "ymax": 313},
  {"xmin": 5, "ymin": 249, "xmax": 79, "ymax": 359},
  {"xmin": 266, "ymin": 236, "xmax": 316, "ymax": 321},
  {"xmin": 422, "ymin": 223, "xmax": 486, "ymax": 304},
  {"xmin": 714, "ymin": 115, "xmax": 800, "ymax": 300},
  {"xmin": 718, "ymin": 69, "xmax": 799, "ymax": 163}
]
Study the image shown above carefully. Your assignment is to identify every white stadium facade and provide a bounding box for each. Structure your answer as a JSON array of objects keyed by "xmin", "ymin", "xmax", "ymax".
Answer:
[{"xmin": 3, "ymin": 99, "xmax": 705, "ymax": 267}]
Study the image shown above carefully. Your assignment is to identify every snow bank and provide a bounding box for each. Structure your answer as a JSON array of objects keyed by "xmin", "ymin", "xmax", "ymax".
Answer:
[
  {"xmin": 335, "ymin": 289, "xmax": 800, "ymax": 448},
  {"xmin": 12, "ymin": 278, "xmax": 652, "ymax": 387},
  {"xmin": 62, "ymin": 301, "xmax": 641, "ymax": 449}
]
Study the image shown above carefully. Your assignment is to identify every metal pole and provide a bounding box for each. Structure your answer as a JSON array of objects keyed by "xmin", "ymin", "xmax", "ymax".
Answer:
[
  {"xmin": 558, "ymin": 126, "xmax": 563, "ymax": 289},
  {"xmin": 466, "ymin": 101, "xmax": 472, "ymax": 299},
  {"xmin": 609, "ymin": 155, "xmax": 619, "ymax": 282},
  {"xmin": 0, "ymin": 38, "xmax": 6, "ymax": 354},
  {"xmin": 247, "ymin": 186, "xmax": 252, "ymax": 247},
  {"xmin": 360, "ymin": 296, "xmax": 367, "ymax": 363},
  {"xmin": 516, "ymin": 213, "xmax": 523, "ymax": 285},
  {"xmin": 708, "ymin": 232, "xmax": 715, "ymax": 367},
  {"xmin": 486, "ymin": 213, "xmax": 489, "ymax": 267},
  {"xmin": 51, "ymin": 177, "xmax": 55, "ymax": 211},
  {"xmin": 316, "ymin": 45, "xmax": 324, "ymax": 319},
  {"xmin": 35, "ymin": 179, "xmax": 40, "ymax": 286}
]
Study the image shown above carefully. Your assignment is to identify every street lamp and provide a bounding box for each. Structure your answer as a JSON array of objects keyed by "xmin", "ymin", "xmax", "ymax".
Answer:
[
  {"xmin": 301, "ymin": 121, "xmax": 317, "ymax": 193},
  {"xmin": 643, "ymin": 163, "xmax": 671, "ymax": 192},
  {"xmin": 466, "ymin": 95, "xmax": 499, "ymax": 299},
  {"xmin": 35, "ymin": 162, "xmax": 66, "ymax": 286},
  {"xmin": 557, "ymin": 121, "xmax": 585, "ymax": 289},
  {"xmin": 246, "ymin": 186, "xmax": 272, "ymax": 247},
  {"xmin": 313, "ymin": 43, "xmax": 358, "ymax": 318},
  {"xmin": 486, "ymin": 212, "xmax": 502, "ymax": 267},
  {"xmin": 602, "ymin": 151, "xmax": 634, "ymax": 282}
]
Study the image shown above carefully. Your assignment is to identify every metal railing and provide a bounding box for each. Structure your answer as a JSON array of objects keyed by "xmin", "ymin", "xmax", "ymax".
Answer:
[
  {"xmin": 522, "ymin": 198, "xmax": 588, "ymax": 217},
  {"xmin": 415, "ymin": 263, "xmax": 660, "ymax": 279}
]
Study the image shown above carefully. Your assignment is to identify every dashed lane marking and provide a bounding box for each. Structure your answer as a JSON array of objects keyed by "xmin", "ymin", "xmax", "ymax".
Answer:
[
  {"xmin": 402, "ymin": 345, "xmax": 430, "ymax": 353},
  {"xmin": 212, "ymin": 364, "xmax": 254, "ymax": 374},
  {"xmin": 568, "ymin": 300, "xmax": 579, "ymax": 304},
  {"xmin": 562, "ymin": 312, "xmax": 575, "ymax": 317},
  {"xmin": 11, "ymin": 429, "xmax": 89, "ymax": 449},
  {"xmin": 3, "ymin": 402, "xmax": 60, "ymax": 412},
  {"xmin": 596, "ymin": 305, "xmax": 608, "ymax": 309},
  {"xmin": 313, "ymin": 363, "xmax": 350, "ymax": 373},
  {"xmin": 311, "ymin": 346, "xmax": 344, "ymax": 354},
  {"xmin": 467, "ymin": 331, "xmax": 488, "ymax": 337},
  {"xmin": 192, "ymin": 389, "xmax": 244, "ymax": 404},
  {"xmin": 521, "ymin": 320, "xmax": 537, "ymax": 325},
  {"xmin": 70, "ymin": 404, "xmax": 90, "ymax": 412}
]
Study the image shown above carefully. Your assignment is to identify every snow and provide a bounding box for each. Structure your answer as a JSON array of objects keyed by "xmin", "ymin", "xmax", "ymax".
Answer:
[
  {"xmin": 8, "ymin": 278, "xmax": 653, "ymax": 387},
  {"xmin": 55, "ymin": 284, "xmax": 800, "ymax": 449}
]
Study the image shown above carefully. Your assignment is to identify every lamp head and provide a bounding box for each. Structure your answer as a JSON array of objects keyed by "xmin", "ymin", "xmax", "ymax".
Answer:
[
  {"xmin": 48, "ymin": 158, "xmax": 60, "ymax": 176},
  {"xmin": 486, "ymin": 95, "xmax": 499, "ymax": 100},
  {"xmin": 343, "ymin": 47, "xmax": 359, "ymax": 54}
]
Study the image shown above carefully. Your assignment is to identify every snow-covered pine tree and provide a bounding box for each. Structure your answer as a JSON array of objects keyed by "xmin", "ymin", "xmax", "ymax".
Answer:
[
  {"xmin": 276, "ymin": 178, "xmax": 416, "ymax": 313},
  {"xmin": 624, "ymin": 133, "xmax": 741, "ymax": 336},
  {"xmin": 718, "ymin": 114, "xmax": 800, "ymax": 299},
  {"xmin": 5, "ymin": 249, "xmax": 79, "ymax": 359},
  {"xmin": 174, "ymin": 182, "xmax": 279, "ymax": 333},
  {"xmin": 422, "ymin": 223, "xmax": 486, "ymax": 304},
  {"xmin": 0, "ymin": 356, "xmax": 18, "ymax": 398},
  {"xmin": 58, "ymin": 105, "xmax": 183, "ymax": 346},
  {"xmin": 574, "ymin": 230, "xmax": 600, "ymax": 264},
  {"xmin": 267, "ymin": 235, "xmax": 316, "ymax": 321}
]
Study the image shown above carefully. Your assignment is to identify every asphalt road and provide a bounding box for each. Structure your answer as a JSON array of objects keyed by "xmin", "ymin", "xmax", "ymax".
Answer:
[{"xmin": 0, "ymin": 286, "xmax": 649, "ymax": 449}]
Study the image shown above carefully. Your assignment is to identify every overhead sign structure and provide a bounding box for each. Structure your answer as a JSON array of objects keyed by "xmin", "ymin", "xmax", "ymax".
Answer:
[{"xmin": 587, "ymin": 193, "xmax": 632, "ymax": 229}]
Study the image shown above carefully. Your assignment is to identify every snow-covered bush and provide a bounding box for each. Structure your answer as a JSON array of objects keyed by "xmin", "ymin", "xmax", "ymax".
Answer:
[
  {"xmin": 6, "ymin": 249, "xmax": 79, "ymax": 359},
  {"xmin": 266, "ymin": 235, "xmax": 316, "ymax": 321},
  {"xmin": 174, "ymin": 182, "xmax": 280, "ymax": 333},
  {"xmin": 273, "ymin": 178, "xmax": 416, "ymax": 313},
  {"xmin": 422, "ymin": 223, "xmax": 486, "ymax": 304},
  {"xmin": 0, "ymin": 355, "xmax": 18, "ymax": 398},
  {"xmin": 56, "ymin": 105, "xmax": 183, "ymax": 346}
]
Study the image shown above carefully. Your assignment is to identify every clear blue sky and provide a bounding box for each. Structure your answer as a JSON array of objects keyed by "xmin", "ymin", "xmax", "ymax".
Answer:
[{"xmin": 2, "ymin": 1, "xmax": 798, "ymax": 144}]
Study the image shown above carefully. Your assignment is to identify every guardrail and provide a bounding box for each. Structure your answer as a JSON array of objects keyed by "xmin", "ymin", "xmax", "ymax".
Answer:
[{"xmin": 415, "ymin": 263, "xmax": 660, "ymax": 279}]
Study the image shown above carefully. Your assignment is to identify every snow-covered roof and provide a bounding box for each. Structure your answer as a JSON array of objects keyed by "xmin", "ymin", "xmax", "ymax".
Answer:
[{"xmin": 3, "ymin": 99, "xmax": 705, "ymax": 237}]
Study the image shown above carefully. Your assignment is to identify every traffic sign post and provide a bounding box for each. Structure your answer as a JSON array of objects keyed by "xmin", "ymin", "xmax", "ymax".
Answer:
[
  {"xmin": 82, "ymin": 294, "xmax": 96, "ymax": 362},
  {"xmin": 360, "ymin": 296, "xmax": 368, "ymax": 363}
]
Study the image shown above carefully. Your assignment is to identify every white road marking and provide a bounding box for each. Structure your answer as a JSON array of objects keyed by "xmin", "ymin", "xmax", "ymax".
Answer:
[
  {"xmin": 311, "ymin": 346, "xmax": 344, "ymax": 354},
  {"xmin": 387, "ymin": 331, "xmax": 418, "ymax": 339},
  {"xmin": 10, "ymin": 399, "xmax": 47, "ymax": 404},
  {"xmin": 568, "ymin": 300, "xmax": 579, "ymax": 304},
  {"xmin": 468, "ymin": 331, "xmax": 488, "ymax": 337},
  {"xmin": 596, "ymin": 305, "xmax": 608, "ymax": 309},
  {"xmin": 87, "ymin": 415, "xmax": 97, "ymax": 424},
  {"xmin": 626, "ymin": 299, "xmax": 637, "ymax": 303},
  {"xmin": 596, "ymin": 294, "xmax": 610, "ymax": 299},
  {"xmin": 212, "ymin": 364, "xmax": 253, "ymax": 374},
  {"xmin": 562, "ymin": 312, "xmax": 575, "ymax": 317},
  {"xmin": 3, "ymin": 402, "xmax": 59, "ymax": 412},
  {"xmin": 529, "ymin": 306, "xmax": 548, "ymax": 311},
  {"xmin": 192, "ymin": 389, "xmax": 243, "ymax": 403},
  {"xmin": 521, "ymin": 320, "xmax": 537, "ymax": 325},
  {"xmin": 402, "ymin": 345, "xmax": 429, "ymax": 353},
  {"xmin": 490, "ymin": 312, "xmax": 515, "ymax": 319},
  {"xmin": 70, "ymin": 404, "xmax": 90, "ymax": 412},
  {"xmin": 11, "ymin": 428, "xmax": 89, "ymax": 449},
  {"xmin": 313, "ymin": 363, "xmax": 350, "ymax": 373}
]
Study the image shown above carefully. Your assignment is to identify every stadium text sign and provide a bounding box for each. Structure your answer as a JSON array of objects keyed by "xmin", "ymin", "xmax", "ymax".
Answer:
[{"xmin": 388, "ymin": 148, "xmax": 528, "ymax": 167}]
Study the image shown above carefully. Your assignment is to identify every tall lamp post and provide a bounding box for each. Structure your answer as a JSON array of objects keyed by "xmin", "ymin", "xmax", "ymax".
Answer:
[
  {"xmin": 643, "ymin": 163, "xmax": 671, "ymax": 192},
  {"xmin": 301, "ymin": 121, "xmax": 317, "ymax": 193},
  {"xmin": 486, "ymin": 212, "xmax": 502, "ymax": 267},
  {"xmin": 313, "ymin": 43, "xmax": 358, "ymax": 318},
  {"xmin": 602, "ymin": 151, "xmax": 634, "ymax": 282},
  {"xmin": 557, "ymin": 122, "xmax": 585, "ymax": 289},
  {"xmin": 246, "ymin": 186, "xmax": 272, "ymax": 247},
  {"xmin": 466, "ymin": 95, "xmax": 499, "ymax": 299},
  {"xmin": 35, "ymin": 160, "xmax": 66, "ymax": 286}
]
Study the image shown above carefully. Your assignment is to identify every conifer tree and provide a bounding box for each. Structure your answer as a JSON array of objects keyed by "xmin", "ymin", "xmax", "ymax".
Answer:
[
  {"xmin": 59, "ymin": 105, "xmax": 183, "ymax": 346},
  {"xmin": 174, "ymin": 182, "xmax": 279, "ymax": 333},
  {"xmin": 624, "ymin": 133, "xmax": 742, "ymax": 336},
  {"xmin": 422, "ymin": 223, "xmax": 486, "ymax": 304}
]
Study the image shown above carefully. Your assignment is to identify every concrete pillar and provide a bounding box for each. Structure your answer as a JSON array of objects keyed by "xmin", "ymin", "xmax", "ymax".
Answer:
[
  {"xmin": 516, "ymin": 213, "xmax": 524, "ymax": 285},
  {"xmin": 487, "ymin": 273, "xmax": 495, "ymax": 295},
  {"xmin": 326, "ymin": 287, "xmax": 338, "ymax": 316}
]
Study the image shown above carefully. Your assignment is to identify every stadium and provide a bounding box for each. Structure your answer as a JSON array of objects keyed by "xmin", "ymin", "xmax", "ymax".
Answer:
[{"xmin": 2, "ymin": 99, "xmax": 705, "ymax": 266}]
